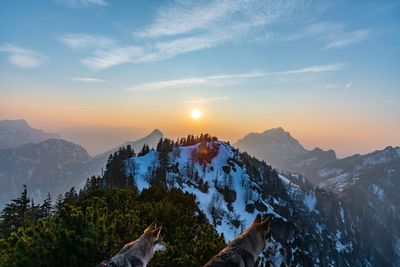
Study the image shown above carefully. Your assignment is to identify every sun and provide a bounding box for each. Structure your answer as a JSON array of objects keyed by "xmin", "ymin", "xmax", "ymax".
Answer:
[{"xmin": 191, "ymin": 109, "xmax": 202, "ymax": 120}]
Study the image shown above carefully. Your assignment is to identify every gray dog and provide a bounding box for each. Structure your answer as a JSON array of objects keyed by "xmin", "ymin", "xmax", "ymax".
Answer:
[{"xmin": 98, "ymin": 223, "xmax": 166, "ymax": 267}]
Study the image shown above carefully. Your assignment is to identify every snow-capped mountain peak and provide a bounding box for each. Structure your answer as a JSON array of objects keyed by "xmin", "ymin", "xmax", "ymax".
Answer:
[{"xmin": 124, "ymin": 139, "xmax": 360, "ymax": 266}]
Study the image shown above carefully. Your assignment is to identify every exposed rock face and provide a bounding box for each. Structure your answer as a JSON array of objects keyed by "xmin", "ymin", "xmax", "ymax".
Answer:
[{"xmin": 234, "ymin": 127, "xmax": 337, "ymax": 182}]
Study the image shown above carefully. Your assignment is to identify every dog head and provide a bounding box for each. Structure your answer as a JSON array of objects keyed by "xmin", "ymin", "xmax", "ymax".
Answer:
[
  {"xmin": 251, "ymin": 213, "xmax": 272, "ymax": 241},
  {"xmin": 239, "ymin": 214, "xmax": 272, "ymax": 256},
  {"xmin": 143, "ymin": 223, "xmax": 167, "ymax": 252}
]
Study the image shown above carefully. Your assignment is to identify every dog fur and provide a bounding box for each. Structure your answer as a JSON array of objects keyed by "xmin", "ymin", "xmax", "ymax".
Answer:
[
  {"xmin": 203, "ymin": 214, "xmax": 271, "ymax": 267},
  {"xmin": 97, "ymin": 223, "xmax": 166, "ymax": 267}
]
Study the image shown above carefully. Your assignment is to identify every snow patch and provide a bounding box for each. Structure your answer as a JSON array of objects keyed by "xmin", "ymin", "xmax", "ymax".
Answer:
[
  {"xmin": 317, "ymin": 168, "xmax": 342, "ymax": 177},
  {"xmin": 340, "ymin": 206, "xmax": 345, "ymax": 223},
  {"xmin": 316, "ymin": 222, "xmax": 325, "ymax": 234},
  {"xmin": 125, "ymin": 150, "xmax": 157, "ymax": 191},
  {"xmin": 335, "ymin": 240, "xmax": 353, "ymax": 253},
  {"xmin": 319, "ymin": 173, "xmax": 355, "ymax": 192},
  {"xmin": 372, "ymin": 184, "xmax": 385, "ymax": 201},
  {"xmin": 304, "ymin": 192, "xmax": 317, "ymax": 211},
  {"xmin": 360, "ymin": 149, "xmax": 394, "ymax": 169}
]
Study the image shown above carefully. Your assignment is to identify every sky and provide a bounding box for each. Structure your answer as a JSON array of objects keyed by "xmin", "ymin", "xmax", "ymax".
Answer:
[{"xmin": 0, "ymin": 0, "xmax": 399, "ymax": 157}]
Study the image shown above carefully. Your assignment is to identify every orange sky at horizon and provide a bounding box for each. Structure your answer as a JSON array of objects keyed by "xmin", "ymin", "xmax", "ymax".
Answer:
[{"xmin": 1, "ymin": 96, "xmax": 399, "ymax": 158}]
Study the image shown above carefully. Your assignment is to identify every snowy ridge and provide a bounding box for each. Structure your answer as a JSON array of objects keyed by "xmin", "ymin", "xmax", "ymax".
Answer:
[
  {"xmin": 124, "ymin": 140, "xmax": 360, "ymax": 266},
  {"xmin": 317, "ymin": 146, "xmax": 400, "ymax": 194},
  {"xmin": 126, "ymin": 142, "xmax": 280, "ymax": 240}
]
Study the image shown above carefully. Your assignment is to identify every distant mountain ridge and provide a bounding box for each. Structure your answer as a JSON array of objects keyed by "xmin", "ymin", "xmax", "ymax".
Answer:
[
  {"xmin": 0, "ymin": 119, "xmax": 60, "ymax": 149},
  {"xmin": 92, "ymin": 128, "xmax": 163, "ymax": 173},
  {"xmin": 0, "ymin": 128, "xmax": 163, "ymax": 208},
  {"xmin": 59, "ymin": 126, "xmax": 148, "ymax": 155},
  {"xmin": 234, "ymin": 127, "xmax": 337, "ymax": 181},
  {"xmin": 0, "ymin": 138, "xmax": 96, "ymax": 207},
  {"xmin": 95, "ymin": 129, "xmax": 163, "ymax": 159},
  {"xmin": 235, "ymin": 128, "xmax": 400, "ymax": 265},
  {"xmin": 317, "ymin": 146, "xmax": 400, "ymax": 266}
]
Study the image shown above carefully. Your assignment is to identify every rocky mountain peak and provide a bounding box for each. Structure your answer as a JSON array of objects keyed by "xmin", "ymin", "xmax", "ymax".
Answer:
[{"xmin": 0, "ymin": 119, "xmax": 60, "ymax": 149}]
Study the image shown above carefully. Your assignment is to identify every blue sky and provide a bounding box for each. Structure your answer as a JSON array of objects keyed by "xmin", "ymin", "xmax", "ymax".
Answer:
[{"xmin": 0, "ymin": 0, "xmax": 399, "ymax": 156}]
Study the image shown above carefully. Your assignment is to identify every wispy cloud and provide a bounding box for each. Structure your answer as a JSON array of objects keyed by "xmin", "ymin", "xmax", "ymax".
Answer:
[
  {"xmin": 79, "ymin": 34, "xmax": 231, "ymax": 69},
  {"xmin": 274, "ymin": 21, "xmax": 371, "ymax": 50},
  {"xmin": 59, "ymin": 2, "xmax": 364, "ymax": 70},
  {"xmin": 135, "ymin": 1, "xmax": 238, "ymax": 38},
  {"xmin": 75, "ymin": 0, "xmax": 314, "ymax": 69},
  {"xmin": 81, "ymin": 45, "xmax": 144, "ymax": 69},
  {"xmin": 345, "ymin": 81, "xmax": 353, "ymax": 89},
  {"xmin": 276, "ymin": 62, "xmax": 345, "ymax": 74},
  {"xmin": 57, "ymin": 34, "xmax": 115, "ymax": 49},
  {"xmin": 56, "ymin": 0, "xmax": 108, "ymax": 8},
  {"xmin": 285, "ymin": 21, "xmax": 345, "ymax": 41},
  {"xmin": 127, "ymin": 63, "xmax": 345, "ymax": 91},
  {"xmin": 185, "ymin": 96, "xmax": 230, "ymax": 104},
  {"xmin": 323, "ymin": 80, "xmax": 353, "ymax": 91},
  {"xmin": 71, "ymin": 77, "xmax": 111, "ymax": 83},
  {"xmin": 0, "ymin": 44, "xmax": 47, "ymax": 68},
  {"xmin": 324, "ymin": 29, "xmax": 371, "ymax": 50}
]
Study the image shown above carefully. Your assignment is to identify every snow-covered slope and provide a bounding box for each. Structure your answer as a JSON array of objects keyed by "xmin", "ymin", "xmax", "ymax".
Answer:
[
  {"xmin": 318, "ymin": 146, "xmax": 400, "ymax": 192},
  {"xmin": 316, "ymin": 146, "xmax": 400, "ymax": 266},
  {"xmin": 124, "ymin": 140, "xmax": 364, "ymax": 266},
  {"xmin": 93, "ymin": 129, "xmax": 163, "ymax": 169},
  {"xmin": 127, "ymin": 142, "xmax": 278, "ymax": 240}
]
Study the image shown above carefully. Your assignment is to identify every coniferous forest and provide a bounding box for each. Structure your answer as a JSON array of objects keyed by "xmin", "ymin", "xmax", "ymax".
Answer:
[{"xmin": 0, "ymin": 141, "xmax": 226, "ymax": 267}]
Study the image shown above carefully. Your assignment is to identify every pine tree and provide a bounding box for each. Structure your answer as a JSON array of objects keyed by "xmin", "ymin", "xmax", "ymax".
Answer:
[
  {"xmin": 40, "ymin": 193, "xmax": 52, "ymax": 218},
  {"xmin": 64, "ymin": 187, "xmax": 78, "ymax": 205},
  {"xmin": 0, "ymin": 184, "xmax": 30, "ymax": 237},
  {"xmin": 138, "ymin": 144, "xmax": 150, "ymax": 156},
  {"xmin": 55, "ymin": 194, "xmax": 64, "ymax": 212}
]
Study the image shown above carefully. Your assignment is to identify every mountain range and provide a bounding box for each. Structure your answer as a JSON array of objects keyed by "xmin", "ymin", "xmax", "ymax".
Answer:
[
  {"xmin": 234, "ymin": 127, "xmax": 400, "ymax": 265},
  {"xmin": 59, "ymin": 126, "xmax": 148, "ymax": 155},
  {"xmin": 0, "ymin": 120, "xmax": 398, "ymax": 265},
  {"xmin": 234, "ymin": 127, "xmax": 338, "ymax": 183},
  {"xmin": 123, "ymin": 139, "xmax": 357, "ymax": 265},
  {"xmin": 0, "ymin": 120, "xmax": 163, "ymax": 208},
  {"xmin": 0, "ymin": 119, "xmax": 59, "ymax": 150},
  {"xmin": 121, "ymin": 136, "xmax": 399, "ymax": 266}
]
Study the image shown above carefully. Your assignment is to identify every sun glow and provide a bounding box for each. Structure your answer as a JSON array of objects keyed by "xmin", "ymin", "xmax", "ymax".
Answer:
[{"xmin": 191, "ymin": 109, "xmax": 202, "ymax": 120}]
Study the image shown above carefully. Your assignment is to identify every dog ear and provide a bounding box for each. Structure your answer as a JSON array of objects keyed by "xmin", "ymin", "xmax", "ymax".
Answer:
[
  {"xmin": 144, "ymin": 222, "xmax": 156, "ymax": 234},
  {"xmin": 252, "ymin": 214, "xmax": 262, "ymax": 224},
  {"xmin": 260, "ymin": 215, "xmax": 272, "ymax": 230},
  {"xmin": 152, "ymin": 226, "xmax": 162, "ymax": 238}
]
